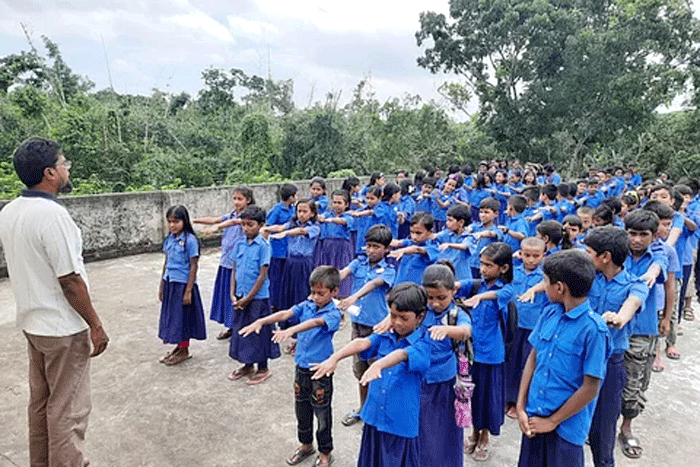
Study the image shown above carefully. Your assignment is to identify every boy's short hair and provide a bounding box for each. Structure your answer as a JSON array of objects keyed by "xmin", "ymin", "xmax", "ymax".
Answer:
[
  {"xmin": 624, "ymin": 209, "xmax": 659, "ymax": 234},
  {"xmin": 507, "ymin": 195, "xmax": 527, "ymax": 213},
  {"xmin": 13, "ymin": 137, "xmax": 62, "ymax": 188},
  {"xmin": 386, "ymin": 282, "xmax": 428, "ymax": 316},
  {"xmin": 649, "ymin": 184, "xmax": 672, "ymax": 197},
  {"xmin": 642, "ymin": 200, "xmax": 674, "ymax": 221},
  {"xmin": 522, "ymin": 186, "xmax": 540, "ymax": 202},
  {"xmin": 577, "ymin": 206, "xmax": 594, "ymax": 217},
  {"xmin": 364, "ymin": 224, "xmax": 393, "ymax": 247},
  {"xmin": 562, "ymin": 214, "xmax": 583, "ymax": 227},
  {"xmin": 279, "ymin": 183, "xmax": 298, "ymax": 202},
  {"xmin": 557, "ymin": 183, "xmax": 570, "ymax": 197},
  {"xmin": 541, "ymin": 184, "xmax": 558, "ymax": 201},
  {"xmin": 584, "ymin": 226, "xmax": 629, "ymax": 267},
  {"xmin": 422, "ymin": 176, "xmax": 436, "ymax": 189},
  {"xmin": 422, "ymin": 263, "xmax": 456, "ymax": 290},
  {"xmin": 411, "ymin": 211, "xmax": 434, "ymax": 231},
  {"xmin": 240, "ymin": 206, "xmax": 266, "ymax": 224},
  {"xmin": 479, "ymin": 197, "xmax": 500, "ymax": 212},
  {"xmin": 542, "ymin": 250, "xmax": 595, "ymax": 298},
  {"xmin": 520, "ymin": 236, "xmax": 546, "ymax": 252},
  {"xmin": 446, "ymin": 204, "xmax": 471, "ymax": 223},
  {"xmin": 593, "ymin": 203, "xmax": 614, "ymax": 225},
  {"xmin": 309, "ymin": 265, "xmax": 340, "ymax": 290},
  {"xmin": 587, "ymin": 177, "xmax": 600, "ymax": 186}
]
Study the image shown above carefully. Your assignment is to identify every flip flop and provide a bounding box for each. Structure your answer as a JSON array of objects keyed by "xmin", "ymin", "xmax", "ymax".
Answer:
[
  {"xmin": 666, "ymin": 346, "xmax": 681, "ymax": 360},
  {"xmin": 683, "ymin": 308, "xmax": 695, "ymax": 321},
  {"xmin": 464, "ymin": 437, "xmax": 477, "ymax": 454},
  {"xmin": 228, "ymin": 366, "xmax": 255, "ymax": 381},
  {"xmin": 164, "ymin": 352, "xmax": 192, "ymax": 366},
  {"xmin": 619, "ymin": 433, "xmax": 643, "ymax": 459},
  {"xmin": 313, "ymin": 454, "xmax": 333, "ymax": 467},
  {"xmin": 652, "ymin": 359, "xmax": 665, "ymax": 372},
  {"xmin": 245, "ymin": 370, "xmax": 272, "ymax": 385},
  {"xmin": 286, "ymin": 447, "xmax": 316, "ymax": 465},
  {"xmin": 472, "ymin": 444, "xmax": 489, "ymax": 461},
  {"xmin": 217, "ymin": 329, "xmax": 232, "ymax": 340}
]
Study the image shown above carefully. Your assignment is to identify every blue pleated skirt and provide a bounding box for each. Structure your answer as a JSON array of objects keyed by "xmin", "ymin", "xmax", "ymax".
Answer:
[
  {"xmin": 209, "ymin": 266, "xmax": 232, "ymax": 325},
  {"xmin": 418, "ymin": 378, "xmax": 463, "ymax": 466},
  {"xmin": 319, "ymin": 238, "xmax": 354, "ymax": 297},
  {"xmin": 313, "ymin": 238, "xmax": 324, "ymax": 267},
  {"xmin": 268, "ymin": 257, "xmax": 286, "ymax": 310},
  {"xmin": 158, "ymin": 279, "xmax": 207, "ymax": 344},
  {"xmin": 505, "ymin": 327, "xmax": 533, "ymax": 405},
  {"xmin": 280, "ymin": 255, "xmax": 313, "ymax": 309},
  {"xmin": 228, "ymin": 298, "xmax": 280, "ymax": 364},
  {"xmin": 358, "ymin": 424, "xmax": 420, "ymax": 467},
  {"xmin": 471, "ymin": 362, "xmax": 505, "ymax": 435}
]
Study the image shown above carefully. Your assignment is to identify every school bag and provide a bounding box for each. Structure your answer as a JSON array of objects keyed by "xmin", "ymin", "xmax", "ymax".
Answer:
[{"xmin": 450, "ymin": 298, "xmax": 475, "ymax": 428}]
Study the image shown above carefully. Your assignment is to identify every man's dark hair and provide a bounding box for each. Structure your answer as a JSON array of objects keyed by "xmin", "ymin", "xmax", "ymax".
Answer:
[
  {"xmin": 309, "ymin": 265, "xmax": 341, "ymax": 290},
  {"xmin": 624, "ymin": 209, "xmax": 659, "ymax": 234},
  {"xmin": 240, "ymin": 206, "xmax": 266, "ymax": 224},
  {"xmin": 542, "ymin": 250, "xmax": 595, "ymax": 298},
  {"xmin": 365, "ymin": 224, "xmax": 393, "ymax": 247},
  {"xmin": 584, "ymin": 226, "xmax": 630, "ymax": 267},
  {"xmin": 13, "ymin": 137, "xmax": 62, "ymax": 188}
]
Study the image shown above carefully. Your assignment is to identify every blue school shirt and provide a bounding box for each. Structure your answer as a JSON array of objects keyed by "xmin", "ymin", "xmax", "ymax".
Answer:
[
  {"xmin": 466, "ymin": 222, "xmax": 504, "ymax": 270},
  {"xmin": 285, "ymin": 221, "xmax": 320, "ymax": 257},
  {"xmin": 394, "ymin": 238, "xmax": 439, "ymax": 284},
  {"xmin": 584, "ymin": 190, "xmax": 604, "ymax": 208},
  {"xmin": 671, "ymin": 212, "xmax": 691, "ymax": 266},
  {"xmin": 232, "ymin": 234, "xmax": 271, "ymax": 299},
  {"xmin": 414, "ymin": 194, "xmax": 432, "ymax": 214},
  {"xmin": 624, "ymin": 245, "xmax": 668, "ymax": 336},
  {"xmin": 347, "ymin": 257, "xmax": 395, "ymax": 327},
  {"xmin": 655, "ymin": 241, "xmax": 680, "ymax": 312},
  {"xmin": 492, "ymin": 183, "xmax": 510, "ymax": 214},
  {"xmin": 431, "ymin": 190, "xmax": 451, "ymax": 222},
  {"xmin": 220, "ymin": 211, "xmax": 244, "ymax": 268},
  {"xmin": 312, "ymin": 194, "xmax": 328, "ymax": 213},
  {"xmin": 396, "ymin": 195, "xmax": 416, "ymax": 222},
  {"xmin": 526, "ymin": 301, "xmax": 611, "ymax": 446},
  {"xmin": 435, "ymin": 229, "xmax": 471, "ymax": 280},
  {"xmin": 588, "ymin": 270, "xmax": 648, "ymax": 353},
  {"xmin": 458, "ymin": 278, "xmax": 514, "ymax": 364},
  {"xmin": 512, "ymin": 265, "xmax": 549, "ymax": 330},
  {"xmin": 320, "ymin": 211, "xmax": 354, "ymax": 240},
  {"xmin": 163, "ymin": 232, "xmax": 199, "ymax": 284},
  {"xmin": 359, "ymin": 328, "xmax": 431, "ymax": 438},
  {"xmin": 422, "ymin": 303, "xmax": 471, "ymax": 384},
  {"xmin": 469, "ymin": 187, "xmax": 490, "ymax": 210},
  {"xmin": 374, "ymin": 201, "xmax": 398, "ymax": 238},
  {"xmin": 266, "ymin": 202, "xmax": 294, "ymax": 259},
  {"xmin": 523, "ymin": 205, "xmax": 539, "ymax": 236},
  {"xmin": 503, "ymin": 214, "xmax": 529, "ymax": 254},
  {"xmin": 291, "ymin": 299, "xmax": 342, "ymax": 369}
]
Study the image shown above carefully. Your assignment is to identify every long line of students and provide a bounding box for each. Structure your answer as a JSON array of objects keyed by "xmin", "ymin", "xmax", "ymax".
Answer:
[{"xmin": 155, "ymin": 161, "xmax": 697, "ymax": 466}]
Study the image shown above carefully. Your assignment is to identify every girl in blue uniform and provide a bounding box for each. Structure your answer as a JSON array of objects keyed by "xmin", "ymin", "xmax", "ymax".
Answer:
[
  {"xmin": 419, "ymin": 264, "xmax": 472, "ymax": 466},
  {"xmin": 158, "ymin": 205, "xmax": 206, "ymax": 365},
  {"xmin": 458, "ymin": 242, "xmax": 514, "ymax": 461},
  {"xmin": 351, "ymin": 187, "xmax": 384, "ymax": 256},
  {"xmin": 265, "ymin": 183, "xmax": 297, "ymax": 312},
  {"xmin": 193, "ymin": 186, "xmax": 253, "ymax": 339},
  {"xmin": 318, "ymin": 189, "xmax": 355, "ymax": 298},
  {"xmin": 397, "ymin": 180, "xmax": 416, "ymax": 239}
]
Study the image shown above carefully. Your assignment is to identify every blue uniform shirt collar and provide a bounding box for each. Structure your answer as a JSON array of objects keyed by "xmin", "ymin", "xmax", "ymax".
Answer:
[
  {"xmin": 389, "ymin": 325, "xmax": 424, "ymax": 346},
  {"xmin": 564, "ymin": 300, "xmax": 590, "ymax": 319},
  {"xmin": 21, "ymin": 189, "xmax": 62, "ymax": 204},
  {"xmin": 314, "ymin": 300, "xmax": 335, "ymax": 314}
]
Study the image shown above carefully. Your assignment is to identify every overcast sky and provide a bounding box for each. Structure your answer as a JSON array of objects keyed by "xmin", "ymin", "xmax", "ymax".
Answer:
[{"xmin": 1, "ymin": 0, "xmax": 698, "ymax": 113}]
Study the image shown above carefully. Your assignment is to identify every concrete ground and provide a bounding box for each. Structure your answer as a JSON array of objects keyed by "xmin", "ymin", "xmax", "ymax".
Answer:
[{"xmin": 1, "ymin": 248, "xmax": 699, "ymax": 466}]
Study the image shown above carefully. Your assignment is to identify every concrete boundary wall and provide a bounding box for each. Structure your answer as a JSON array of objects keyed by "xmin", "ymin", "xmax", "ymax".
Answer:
[{"xmin": 0, "ymin": 177, "xmax": 365, "ymax": 277}]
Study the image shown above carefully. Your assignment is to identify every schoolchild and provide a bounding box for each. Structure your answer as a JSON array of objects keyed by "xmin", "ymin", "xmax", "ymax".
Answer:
[
  {"xmin": 414, "ymin": 176, "xmax": 435, "ymax": 215},
  {"xmin": 584, "ymin": 226, "xmax": 648, "ymax": 467},
  {"xmin": 342, "ymin": 176, "xmax": 363, "ymax": 210},
  {"xmin": 352, "ymin": 186, "xmax": 384, "ymax": 256},
  {"xmin": 500, "ymin": 195, "xmax": 530, "ymax": 257},
  {"xmin": 620, "ymin": 191, "xmax": 641, "ymax": 223},
  {"xmin": 337, "ymin": 225, "xmax": 396, "ymax": 427},
  {"xmin": 193, "ymin": 186, "xmax": 253, "ymax": 339},
  {"xmin": 239, "ymin": 266, "xmax": 342, "ymax": 467},
  {"xmin": 310, "ymin": 283, "xmax": 431, "ymax": 467},
  {"xmin": 435, "ymin": 204, "xmax": 472, "ymax": 281},
  {"xmin": 562, "ymin": 214, "xmax": 584, "ymax": 248},
  {"xmin": 516, "ymin": 249, "xmax": 611, "ymax": 467},
  {"xmin": 378, "ymin": 182, "xmax": 401, "ymax": 238},
  {"xmin": 526, "ymin": 184, "xmax": 558, "ymax": 225},
  {"xmin": 671, "ymin": 185, "xmax": 698, "ymax": 329},
  {"xmin": 395, "ymin": 169, "xmax": 409, "ymax": 184},
  {"xmin": 266, "ymin": 184, "xmax": 298, "ymax": 311},
  {"xmin": 580, "ymin": 177, "xmax": 605, "ymax": 209},
  {"xmin": 310, "ymin": 176, "xmax": 329, "ymax": 213},
  {"xmin": 432, "ymin": 175, "xmax": 457, "ymax": 231},
  {"xmin": 418, "ymin": 264, "xmax": 472, "ymax": 466},
  {"xmin": 396, "ymin": 179, "xmax": 416, "ymax": 239},
  {"xmin": 577, "ymin": 206, "xmax": 595, "ymax": 238},
  {"xmin": 555, "ymin": 184, "xmax": 575, "ymax": 221},
  {"xmin": 491, "ymin": 169, "xmax": 511, "ymax": 224},
  {"xmin": 620, "ymin": 210, "xmax": 668, "ymax": 459},
  {"xmin": 361, "ymin": 172, "xmax": 386, "ymax": 198},
  {"xmin": 389, "ymin": 211, "xmax": 439, "ymax": 284},
  {"xmin": 457, "ymin": 242, "xmax": 514, "ymax": 461},
  {"xmin": 227, "ymin": 206, "xmax": 280, "ymax": 385},
  {"xmin": 509, "ymin": 170, "xmax": 525, "ymax": 194},
  {"xmin": 318, "ymin": 189, "xmax": 355, "ymax": 298},
  {"xmin": 470, "ymin": 173, "xmax": 492, "ymax": 223},
  {"xmin": 522, "ymin": 186, "xmax": 541, "ymax": 236},
  {"xmin": 465, "ymin": 198, "xmax": 504, "ymax": 278},
  {"xmin": 592, "ymin": 203, "xmax": 615, "ymax": 227},
  {"xmin": 503, "ymin": 237, "xmax": 548, "ymax": 419},
  {"xmin": 158, "ymin": 205, "xmax": 206, "ymax": 365},
  {"xmin": 536, "ymin": 220, "xmax": 571, "ymax": 255}
]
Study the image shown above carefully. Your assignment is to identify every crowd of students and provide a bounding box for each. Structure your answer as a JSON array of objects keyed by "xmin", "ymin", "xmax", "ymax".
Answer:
[{"xmin": 155, "ymin": 158, "xmax": 698, "ymax": 466}]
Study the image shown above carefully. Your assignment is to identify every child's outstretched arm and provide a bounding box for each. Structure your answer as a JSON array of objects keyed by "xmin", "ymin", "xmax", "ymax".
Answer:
[
  {"xmin": 272, "ymin": 316, "xmax": 326, "ymax": 343},
  {"xmin": 311, "ymin": 337, "xmax": 372, "ymax": 379},
  {"xmin": 462, "ymin": 290, "xmax": 498, "ymax": 308},
  {"xmin": 200, "ymin": 218, "xmax": 240, "ymax": 234},
  {"xmin": 428, "ymin": 323, "xmax": 471, "ymax": 341},
  {"xmin": 192, "ymin": 216, "xmax": 222, "ymax": 225},
  {"xmin": 339, "ymin": 277, "xmax": 387, "ymax": 310},
  {"xmin": 439, "ymin": 242, "xmax": 469, "ymax": 251},
  {"xmin": 239, "ymin": 308, "xmax": 295, "ymax": 336},
  {"xmin": 183, "ymin": 256, "xmax": 198, "ymax": 305},
  {"xmin": 601, "ymin": 295, "xmax": 643, "ymax": 329},
  {"xmin": 516, "ymin": 349, "xmax": 536, "ymax": 437},
  {"xmin": 518, "ymin": 280, "xmax": 546, "ymax": 303},
  {"xmin": 360, "ymin": 348, "xmax": 409, "ymax": 385},
  {"xmin": 271, "ymin": 226, "xmax": 309, "ymax": 239}
]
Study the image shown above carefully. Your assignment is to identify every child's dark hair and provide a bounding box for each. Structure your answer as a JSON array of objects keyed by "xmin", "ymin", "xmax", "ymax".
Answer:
[
  {"xmin": 584, "ymin": 226, "xmax": 629, "ymax": 267},
  {"xmin": 411, "ymin": 211, "xmax": 434, "ymax": 231},
  {"xmin": 422, "ymin": 263, "xmax": 456, "ymax": 290},
  {"xmin": 235, "ymin": 186, "xmax": 255, "ymax": 206},
  {"xmin": 331, "ymin": 189, "xmax": 351, "ymax": 208},
  {"xmin": 342, "ymin": 176, "xmax": 360, "ymax": 192},
  {"xmin": 399, "ymin": 179, "xmax": 413, "ymax": 196},
  {"xmin": 447, "ymin": 204, "xmax": 471, "ymax": 223},
  {"xmin": 369, "ymin": 172, "xmax": 384, "ymax": 186},
  {"xmin": 522, "ymin": 186, "xmax": 540, "ymax": 202},
  {"xmin": 474, "ymin": 173, "xmax": 490, "ymax": 190},
  {"xmin": 537, "ymin": 220, "xmax": 571, "ymax": 249},
  {"xmin": 541, "ymin": 184, "xmax": 558, "ymax": 201},
  {"xmin": 382, "ymin": 183, "xmax": 401, "ymax": 202},
  {"xmin": 508, "ymin": 195, "xmax": 526, "ymax": 213},
  {"xmin": 422, "ymin": 176, "xmax": 436, "ymax": 189},
  {"xmin": 624, "ymin": 209, "xmax": 659, "ymax": 234},
  {"xmin": 562, "ymin": 214, "xmax": 583, "ymax": 228},
  {"xmin": 366, "ymin": 186, "xmax": 383, "ymax": 199},
  {"xmin": 602, "ymin": 196, "xmax": 622, "ymax": 215},
  {"xmin": 365, "ymin": 224, "xmax": 393, "ymax": 247},
  {"xmin": 294, "ymin": 198, "xmax": 318, "ymax": 223},
  {"xmin": 593, "ymin": 203, "xmax": 614, "ymax": 226},
  {"xmin": 642, "ymin": 200, "xmax": 674, "ymax": 221},
  {"xmin": 386, "ymin": 282, "xmax": 428, "ymax": 317},
  {"xmin": 557, "ymin": 183, "xmax": 570, "ymax": 198},
  {"xmin": 542, "ymin": 250, "xmax": 595, "ymax": 298},
  {"xmin": 309, "ymin": 265, "xmax": 340, "ymax": 290},
  {"xmin": 279, "ymin": 183, "xmax": 298, "ymax": 202},
  {"xmin": 622, "ymin": 190, "xmax": 640, "ymax": 208},
  {"xmin": 240, "ymin": 205, "xmax": 266, "ymax": 224},
  {"xmin": 479, "ymin": 197, "xmax": 500, "ymax": 212},
  {"xmin": 671, "ymin": 187, "xmax": 684, "ymax": 211},
  {"xmin": 480, "ymin": 242, "xmax": 513, "ymax": 283},
  {"xmin": 166, "ymin": 205, "xmax": 200, "ymax": 253},
  {"xmin": 310, "ymin": 177, "xmax": 326, "ymax": 192},
  {"xmin": 414, "ymin": 170, "xmax": 425, "ymax": 186}
]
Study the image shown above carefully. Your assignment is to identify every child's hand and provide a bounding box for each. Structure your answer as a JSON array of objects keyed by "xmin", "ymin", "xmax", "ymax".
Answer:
[
  {"xmin": 462, "ymin": 295, "xmax": 481, "ymax": 308},
  {"xmin": 200, "ymin": 226, "xmax": 218, "ymax": 235},
  {"xmin": 234, "ymin": 296, "xmax": 251, "ymax": 310},
  {"xmin": 272, "ymin": 328, "xmax": 294, "ymax": 343},
  {"xmin": 517, "ymin": 288, "xmax": 536, "ymax": 303},
  {"xmin": 310, "ymin": 359, "xmax": 338, "ymax": 379},
  {"xmin": 182, "ymin": 289, "xmax": 192, "ymax": 305},
  {"xmin": 438, "ymin": 243, "xmax": 450, "ymax": 252},
  {"xmin": 512, "ymin": 250, "xmax": 522, "ymax": 260},
  {"xmin": 230, "ymin": 294, "xmax": 238, "ymax": 307},
  {"xmin": 373, "ymin": 315, "xmax": 392, "ymax": 334},
  {"xmin": 388, "ymin": 249, "xmax": 404, "ymax": 261},
  {"xmin": 528, "ymin": 416, "xmax": 557, "ymax": 435},
  {"xmin": 317, "ymin": 215, "xmax": 326, "ymax": 222},
  {"xmin": 270, "ymin": 232, "xmax": 286, "ymax": 240},
  {"xmin": 239, "ymin": 322, "xmax": 262, "ymax": 337},
  {"xmin": 659, "ymin": 316, "xmax": 671, "ymax": 337},
  {"xmin": 601, "ymin": 311, "xmax": 624, "ymax": 328},
  {"xmin": 640, "ymin": 271, "xmax": 656, "ymax": 288},
  {"xmin": 158, "ymin": 284, "xmax": 163, "ymax": 302},
  {"xmin": 428, "ymin": 325, "xmax": 450, "ymax": 341},
  {"xmin": 338, "ymin": 296, "xmax": 357, "ymax": 310},
  {"xmin": 517, "ymin": 408, "xmax": 533, "ymax": 437},
  {"xmin": 360, "ymin": 362, "xmax": 383, "ymax": 385}
]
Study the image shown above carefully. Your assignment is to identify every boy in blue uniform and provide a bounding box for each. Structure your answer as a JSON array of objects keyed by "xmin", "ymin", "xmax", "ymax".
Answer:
[
  {"xmin": 338, "ymin": 225, "xmax": 396, "ymax": 426},
  {"xmin": 240, "ymin": 266, "xmax": 342, "ymax": 467},
  {"xmin": 435, "ymin": 204, "xmax": 472, "ymax": 280},
  {"xmin": 501, "ymin": 195, "xmax": 531, "ymax": 257},
  {"xmin": 311, "ymin": 283, "xmax": 431, "ymax": 467},
  {"xmin": 465, "ymin": 197, "xmax": 504, "ymax": 278},
  {"xmin": 389, "ymin": 211, "xmax": 439, "ymax": 284},
  {"xmin": 584, "ymin": 226, "xmax": 648, "ymax": 467},
  {"xmin": 516, "ymin": 250, "xmax": 611, "ymax": 467}
]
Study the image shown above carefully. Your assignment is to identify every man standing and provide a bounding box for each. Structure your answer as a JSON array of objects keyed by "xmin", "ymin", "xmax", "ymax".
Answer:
[{"xmin": 0, "ymin": 137, "xmax": 109, "ymax": 467}]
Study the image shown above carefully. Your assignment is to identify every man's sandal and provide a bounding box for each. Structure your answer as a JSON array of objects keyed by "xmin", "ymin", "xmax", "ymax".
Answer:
[
  {"xmin": 619, "ymin": 433, "xmax": 643, "ymax": 459},
  {"xmin": 286, "ymin": 447, "xmax": 315, "ymax": 465}
]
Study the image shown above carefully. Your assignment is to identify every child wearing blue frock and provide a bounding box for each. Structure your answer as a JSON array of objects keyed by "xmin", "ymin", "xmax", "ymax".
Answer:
[
  {"xmin": 310, "ymin": 177, "xmax": 328, "ymax": 266},
  {"xmin": 227, "ymin": 206, "xmax": 281, "ymax": 385},
  {"xmin": 266, "ymin": 183, "xmax": 297, "ymax": 311},
  {"xmin": 397, "ymin": 180, "xmax": 416, "ymax": 240},
  {"xmin": 318, "ymin": 189, "xmax": 355, "ymax": 297},
  {"xmin": 193, "ymin": 186, "xmax": 253, "ymax": 339},
  {"xmin": 311, "ymin": 283, "xmax": 431, "ymax": 467},
  {"xmin": 352, "ymin": 187, "xmax": 385, "ymax": 257},
  {"xmin": 158, "ymin": 205, "xmax": 206, "ymax": 365}
]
